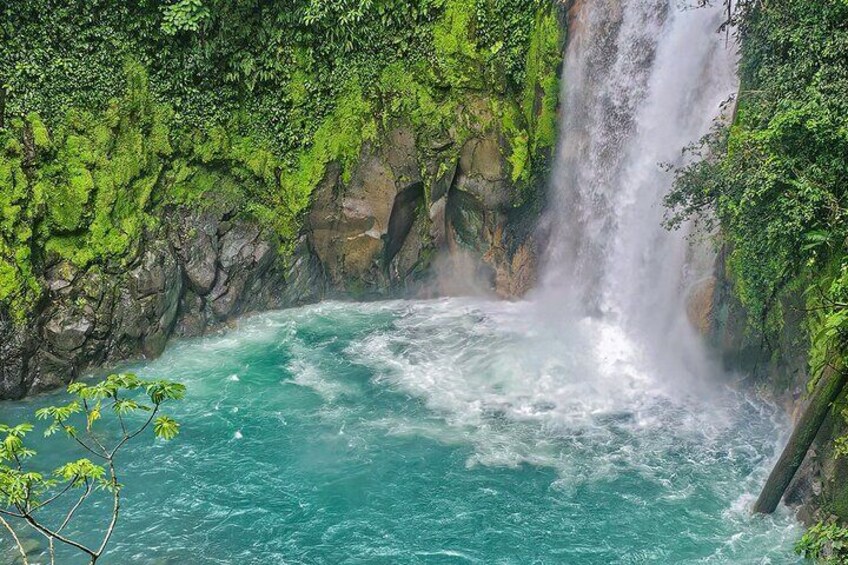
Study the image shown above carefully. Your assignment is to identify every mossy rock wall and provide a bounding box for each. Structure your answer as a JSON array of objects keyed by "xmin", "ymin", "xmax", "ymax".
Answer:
[{"xmin": 0, "ymin": 1, "xmax": 568, "ymax": 398}]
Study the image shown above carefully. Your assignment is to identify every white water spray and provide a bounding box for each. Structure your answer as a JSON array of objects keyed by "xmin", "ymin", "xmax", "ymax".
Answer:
[{"xmin": 535, "ymin": 0, "xmax": 738, "ymax": 387}]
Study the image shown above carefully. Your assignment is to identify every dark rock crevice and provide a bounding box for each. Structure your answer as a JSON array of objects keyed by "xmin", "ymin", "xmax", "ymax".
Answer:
[{"xmin": 384, "ymin": 181, "xmax": 424, "ymax": 265}]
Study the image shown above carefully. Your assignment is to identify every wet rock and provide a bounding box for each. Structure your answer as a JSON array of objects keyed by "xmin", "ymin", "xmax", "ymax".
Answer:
[
  {"xmin": 27, "ymin": 348, "xmax": 75, "ymax": 394},
  {"xmin": 447, "ymin": 189, "xmax": 487, "ymax": 253},
  {"xmin": 385, "ymin": 182, "xmax": 424, "ymax": 264},
  {"xmin": 209, "ymin": 223, "xmax": 276, "ymax": 319},
  {"xmin": 2, "ymin": 116, "xmax": 544, "ymax": 399},
  {"xmin": 429, "ymin": 197, "xmax": 448, "ymax": 247},
  {"xmin": 686, "ymin": 276, "xmax": 716, "ymax": 336},
  {"xmin": 172, "ymin": 290, "xmax": 207, "ymax": 337},
  {"xmin": 431, "ymin": 160, "xmax": 458, "ymax": 203},
  {"xmin": 390, "ymin": 210, "xmax": 427, "ymax": 284},
  {"xmin": 0, "ymin": 199, "xmax": 292, "ymax": 399},
  {"xmin": 44, "ymin": 310, "xmax": 93, "ymax": 352},
  {"xmin": 495, "ymin": 238, "xmax": 538, "ymax": 298},
  {"xmin": 343, "ymin": 154, "xmax": 398, "ymax": 239},
  {"xmin": 307, "ymin": 132, "xmax": 426, "ymax": 291},
  {"xmin": 0, "ymin": 310, "xmax": 30, "ymax": 399},
  {"xmin": 383, "ymin": 126, "xmax": 421, "ymax": 186},
  {"xmin": 219, "ymin": 223, "xmax": 262, "ymax": 270},
  {"xmin": 456, "ymin": 137, "xmax": 510, "ymax": 208},
  {"xmin": 283, "ymin": 236, "xmax": 325, "ymax": 305},
  {"xmin": 171, "ymin": 209, "xmax": 220, "ymax": 295}
]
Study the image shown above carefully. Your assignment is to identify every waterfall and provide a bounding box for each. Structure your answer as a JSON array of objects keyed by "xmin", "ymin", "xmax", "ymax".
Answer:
[{"xmin": 535, "ymin": 0, "xmax": 738, "ymax": 386}]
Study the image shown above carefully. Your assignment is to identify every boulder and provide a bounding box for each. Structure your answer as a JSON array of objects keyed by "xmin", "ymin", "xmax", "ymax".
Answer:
[
  {"xmin": 0, "ymin": 310, "xmax": 30, "ymax": 399},
  {"xmin": 455, "ymin": 137, "xmax": 510, "ymax": 208},
  {"xmin": 2, "ymin": 114, "xmax": 545, "ymax": 399},
  {"xmin": 171, "ymin": 210, "xmax": 220, "ymax": 295},
  {"xmin": 686, "ymin": 276, "xmax": 716, "ymax": 336},
  {"xmin": 307, "ymin": 127, "xmax": 428, "ymax": 291}
]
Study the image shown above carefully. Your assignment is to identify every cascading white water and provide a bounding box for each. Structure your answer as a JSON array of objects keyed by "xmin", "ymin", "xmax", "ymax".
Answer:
[{"xmin": 535, "ymin": 0, "xmax": 738, "ymax": 387}]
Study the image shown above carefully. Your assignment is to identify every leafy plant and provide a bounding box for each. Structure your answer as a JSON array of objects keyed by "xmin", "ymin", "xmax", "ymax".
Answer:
[
  {"xmin": 664, "ymin": 0, "xmax": 848, "ymax": 340},
  {"xmin": 796, "ymin": 520, "xmax": 848, "ymax": 564},
  {"xmin": 0, "ymin": 373, "xmax": 185, "ymax": 564},
  {"xmin": 161, "ymin": 0, "xmax": 210, "ymax": 35}
]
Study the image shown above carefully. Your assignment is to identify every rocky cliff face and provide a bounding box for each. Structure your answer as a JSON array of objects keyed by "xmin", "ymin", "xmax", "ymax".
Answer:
[
  {"xmin": 701, "ymin": 248, "xmax": 848, "ymax": 524},
  {"xmin": 0, "ymin": 202, "xmax": 323, "ymax": 400},
  {"xmin": 0, "ymin": 107, "xmax": 545, "ymax": 400},
  {"xmin": 307, "ymin": 108, "xmax": 541, "ymax": 301}
]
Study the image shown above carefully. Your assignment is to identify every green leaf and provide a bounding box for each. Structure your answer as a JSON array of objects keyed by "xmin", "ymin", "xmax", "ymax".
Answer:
[
  {"xmin": 146, "ymin": 381, "xmax": 187, "ymax": 404},
  {"xmin": 87, "ymin": 401, "xmax": 102, "ymax": 431},
  {"xmin": 113, "ymin": 399, "xmax": 141, "ymax": 415},
  {"xmin": 54, "ymin": 458, "xmax": 106, "ymax": 487},
  {"xmin": 153, "ymin": 416, "xmax": 180, "ymax": 440},
  {"xmin": 67, "ymin": 382, "xmax": 88, "ymax": 395}
]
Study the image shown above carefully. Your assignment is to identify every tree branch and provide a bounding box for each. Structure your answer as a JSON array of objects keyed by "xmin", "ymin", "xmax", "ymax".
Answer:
[
  {"xmin": 30, "ymin": 481, "xmax": 75, "ymax": 513},
  {"xmin": 96, "ymin": 460, "xmax": 120, "ymax": 558},
  {"xmin": 0, "ymin": 507, "xmax": 25, "ymax": 518},
  {"xmin": 20, "ymin": 513, "xmax": 97, "ymax": 559},
  {"xmin": 61, "ymin": 423, "xmax": 108, "ymax": 460},
  {"xmin": 58, "ymin": 479, "xmax": 92, "ymax": 533},
  {"xmin": 109, "ymin": 406, "xmax": 159, "ymax": 459},
  {"xmin": 80, "ymin": 399, "xmax": 110, "ymax": 456},
  {"xmin": 0, "ymin": 514, "xmax": 29, "ymax": 565},
  {"xmin": 113, "ymin": 397, "xmax": 128, "ymax": 438}
]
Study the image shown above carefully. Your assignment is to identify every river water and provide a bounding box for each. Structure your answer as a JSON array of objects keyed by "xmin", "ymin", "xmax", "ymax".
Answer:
[{"xmin": 6, "ymin": 299, "xmax": 800, "ymax": 563}]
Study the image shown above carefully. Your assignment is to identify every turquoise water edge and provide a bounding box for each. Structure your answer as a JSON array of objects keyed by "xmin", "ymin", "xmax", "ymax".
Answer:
[{"xmin": 2, "ymin": 299, "xmax": 801, "ymax": 564}]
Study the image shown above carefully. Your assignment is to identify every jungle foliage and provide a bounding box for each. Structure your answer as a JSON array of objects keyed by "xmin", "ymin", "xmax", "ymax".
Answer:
[
  {"xmin": 666, "ymin": 0, "xmax": 848, "ymax": 341},
  {"xmin": 0, "ymin": 0, "xmax": 563, "ymax": 322}
]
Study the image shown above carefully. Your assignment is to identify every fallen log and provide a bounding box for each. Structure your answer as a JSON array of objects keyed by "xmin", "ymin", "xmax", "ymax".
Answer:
[{"xmin": 753, "ymin": 364, "xmax": 848, "ymax": 514}]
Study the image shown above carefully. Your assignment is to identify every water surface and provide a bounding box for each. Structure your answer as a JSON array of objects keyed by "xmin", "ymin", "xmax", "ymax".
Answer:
[{"xmin": 4, "ymin": 299, "xmax": 800, "ymax": 563}]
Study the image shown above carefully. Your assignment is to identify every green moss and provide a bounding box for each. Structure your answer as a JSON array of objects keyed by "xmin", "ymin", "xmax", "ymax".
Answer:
[
  {"xmin": 286, "ymin": 80, "xmax": 375, "ymax": 206},
  {"xmin": 535, "ymin": 71, "xmax": 560, "ymax": 150},
  {"xmin": 522, "ymin": 5, "xmax": 562, "ymax": 153},
  {"xmin": 831, "ymin": 485, "xmax": 848, "ymax": 522},
  {"xmin": 49, "ymin": 167, "xmax": 93, "ymax": 232},
  {"xmin": 486, "ymin": 3, "xmax": 561, "ymax": 199},
  {"xmin": 433, "ymin": 0, "xmax": 481, "ymax": 88},
  {"xmin": 27, "ymin": 113, "xmax": 51, "ymax": 150},
  {"xmin": 0, "ymin": 2, "xmax": 567, "ymax": 322},
  {"xmin": 0, "ymin": 136, "xmax": 42, "ymax": 320},
  {"xmin": 379, "ymin": 62, "xmax": 452, "ymax": 134},
  {"xmin": 496, "ymin": 98, "xmax": 530, "ymax": 183}
]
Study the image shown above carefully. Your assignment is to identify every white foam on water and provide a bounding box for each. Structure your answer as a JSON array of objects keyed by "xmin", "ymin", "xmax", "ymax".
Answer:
[
  {"xmin": 344, "ymin": 300, "xmax": 750, "ymax": 477},
  {"xmin": 123, "ymin": 295, "xmax": 800, "ymax": 561},
  {"xmin": 286, "ymin": 356, "xmax": 353, "ymax": 402}
]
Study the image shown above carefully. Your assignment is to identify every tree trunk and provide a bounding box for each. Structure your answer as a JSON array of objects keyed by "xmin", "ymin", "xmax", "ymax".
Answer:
[{"xmin": 753, "ymin": 364, "xmax": 848, "ymax": 514}]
